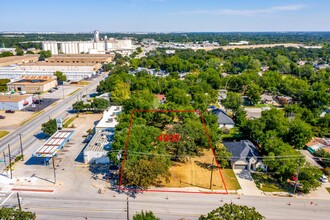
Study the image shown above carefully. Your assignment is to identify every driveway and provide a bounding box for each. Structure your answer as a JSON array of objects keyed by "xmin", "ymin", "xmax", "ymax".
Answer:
[
  {"xmin": 234, "ymin": 169, "xmax": 264, "ymax": 196},
  {"xmin": 299, "ymin": 150, "xmax": 323, "ymax": 169}
]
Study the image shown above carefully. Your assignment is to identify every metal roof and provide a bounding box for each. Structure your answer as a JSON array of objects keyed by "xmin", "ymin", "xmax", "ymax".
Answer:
[{"xmin": 33, "ymin": 130, "xmax": 74, "ymax": 158}]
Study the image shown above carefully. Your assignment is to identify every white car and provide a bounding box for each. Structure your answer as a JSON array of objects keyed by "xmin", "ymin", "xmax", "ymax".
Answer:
[{"xmin": 319, "ymin": 175, "xmax": 328, "ymax": 183}]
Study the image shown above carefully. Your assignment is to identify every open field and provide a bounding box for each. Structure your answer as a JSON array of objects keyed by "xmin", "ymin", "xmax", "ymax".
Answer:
[{"xmin": 163, "ymin": 149, "xmax": 225, "ymax": 190}]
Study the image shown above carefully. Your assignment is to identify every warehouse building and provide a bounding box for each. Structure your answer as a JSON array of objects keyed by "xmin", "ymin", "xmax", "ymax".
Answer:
[
  {"xmin": 7, "ymin": 75, "xmax": 57, "ymax": 93},
  {"xmin": 0, "ymin": 55, "xmax": 39, "ymax": 67},
  {"xmin": 0, "ymin": 95, "xmax": 33, "ymax": 110},
  {"xmin": 83, "ymin": 106, "xmax": 122, "ymax": 164},
  {"xmin": 45, "ymin": 54, "xmax": 114, "ymax": 64}
]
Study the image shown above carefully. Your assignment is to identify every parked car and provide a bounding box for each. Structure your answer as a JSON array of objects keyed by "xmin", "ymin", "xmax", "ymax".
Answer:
[
  {"xmin": 48, "ymin": 88, "xmax": 55, "ymax": 93},
  {"xmin": 319, "ymin": 175, "xmax": 328, "ymax": 183},
  {"xmin": 19, "ymin": 91, "xmax": 27, "ymax": 95},
  {"xmin": 5, "ymin": 110, "xmax": 15, "ymax": 113},
  {"xmin": 0, "ymin": 115, "xmax": 6, "ymax": 119}
]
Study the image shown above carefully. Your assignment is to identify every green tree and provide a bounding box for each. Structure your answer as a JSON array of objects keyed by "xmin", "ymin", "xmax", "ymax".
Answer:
[
  {"xmin": 91, "ymin": 98, "xmax": 110, "ymax": 111},
  {"xmin": 41, "ymin": 119, "xmax": 57, "ymax": 136},
  {"xmin": 298, "ymin": 165, "xmax": 322, "ymax": 193},
  {"xmin": 222, "ymin": 92, "xmax": 243, "ymax": 114},
  {"xmin": 136, "ymin": 47, "xmax": 143, "ymax": 54},
  {"xmin": 0, "ymin": 79, "xmax": 10, "ymax": 92},
  {"xmin": 199, "ymin": 203, "xmax": 264, "ymax": 220},
  {"xmin": 133, "ymin": 211, "xmax": 160, "ymax": 220},
  {"xmin": 166, "ymin": 88, "xmax": 191, "ymax": 105},
  {"xmin": 215, "ymin": 146, "xmax": 231, "ymax": 167},
  {"xmin": 0, "ymin": 207, "xmax": 36, "ymax": 220},
  {"xmin": 245, "ymin": 83, "xmax": 263, "ymax": 105},
  {"xmin": 72, "ymin": 101, "xmax": 85, "ymax": 112},
  {"xmin": 111, "ymin": 82, "xmax": 131, "ymax": 104},
  {"xmin": 286, "ymin": 118, "xmax": 313, "ymax": 149},
  {"xmin": 39, "ymin": 50, "xmax": 52, "ymax": 61},
  {"xmin": 54, "ymin": 71, "xmax": 67, "ymax": 84},
  {"xmin": 15, "ymin": 47, "xmax": 24, "ymax": 56}
]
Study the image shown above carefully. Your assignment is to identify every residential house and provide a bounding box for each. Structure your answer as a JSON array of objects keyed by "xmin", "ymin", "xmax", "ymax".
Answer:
[
  {"xmin": 223, "ymin": 140, "xmax": 265, "ymax": 171},
  {"xmin": 155, "ymin": 94, "xmax": 166, "ymax": 104},
  {"xmin": 306, "ymin": 138, "xmax": 330, "ymax": 153},
  {"xmin": 211, "ymin": 108, "xmax": 235, "ymax": 129},
  {"xmin": 276, "ymin": 95, "xmax": 294, "ymax": 105},
  {"xmin": 260, "ymin": 94, "xmax": 277, "ymax": 105}
]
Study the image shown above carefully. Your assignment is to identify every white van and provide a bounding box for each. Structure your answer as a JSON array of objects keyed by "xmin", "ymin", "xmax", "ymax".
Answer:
[{"xmin": 19, "ymin": 91, "xmax": 26, "ymax": 95}]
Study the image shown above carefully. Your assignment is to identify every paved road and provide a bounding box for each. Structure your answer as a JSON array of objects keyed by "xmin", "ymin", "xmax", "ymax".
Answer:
[
  {"xmin": 4, "ymin": 191, "xmax": 330, "ymax": 220},
  {"xmin": 0, "ymin": 74, "xmax": 106, "ymax": 170}
]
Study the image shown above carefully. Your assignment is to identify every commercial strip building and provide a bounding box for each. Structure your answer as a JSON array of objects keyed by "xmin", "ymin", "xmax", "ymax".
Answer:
[
  {"xmin": 83, "ymin": 106, "xmax": 122, "ymax": 164},
  {"xmin": 0, "ymin": 94, "xmax": 33, "ymax": 110},
  {"xmin": 20, "ymin": 62, "xmax": 102, "ymax": 72},
  {"xmin": 33, "ymin": 130, "xmax": 74, "ymax": 165},
  {"xmin": 0, "ymin": 55, "xmax": 39, "ymax": 67},
  {"xmin": 7, "ymin": 75, "xmax": 57, "ymax": 93}
]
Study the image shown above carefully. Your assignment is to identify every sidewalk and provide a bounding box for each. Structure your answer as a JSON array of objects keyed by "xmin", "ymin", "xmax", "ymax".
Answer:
[{"xmin": 234, "ymin": 169, "xmax": 265, "ymax": 196}]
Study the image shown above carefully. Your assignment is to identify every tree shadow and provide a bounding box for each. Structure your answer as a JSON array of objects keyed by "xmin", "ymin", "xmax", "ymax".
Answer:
[
  {"xmin": 31, "ymin": 174, "xmax": 54, "ymax": 184},
  {"xmin": 194, "ymin": 161, "xmax": 217, "ymax": 171}
]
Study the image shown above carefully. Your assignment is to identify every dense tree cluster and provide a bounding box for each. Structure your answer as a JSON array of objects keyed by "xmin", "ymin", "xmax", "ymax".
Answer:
[
  {"xmin": 199, "ymin": 203, "xmax": 264, "ymax": 220},
  {"xmin": 0, "ymin": 207, "xmax": 36, "ymax": 220}
]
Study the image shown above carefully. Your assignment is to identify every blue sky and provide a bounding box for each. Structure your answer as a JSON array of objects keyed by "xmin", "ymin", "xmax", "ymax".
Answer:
[{"xmin": 0, "ymin": 0, "xmax": 329, "ymax": 32}]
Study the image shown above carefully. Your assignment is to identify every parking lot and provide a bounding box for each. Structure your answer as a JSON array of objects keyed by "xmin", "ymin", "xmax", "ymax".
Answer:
[
  {"xmin": 11, "ymin": 113, "xmax": 107, "ymax": 195},
  {"xmin": 0, "ymin": 110, "xmax": 34, "ymax": 132}
]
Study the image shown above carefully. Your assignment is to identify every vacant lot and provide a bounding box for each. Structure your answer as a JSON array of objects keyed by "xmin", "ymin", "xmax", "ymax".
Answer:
[
  {"xmin": 163, "ymin": 149, "xmax": 225, "ymax": 190},
  {"xmin": 0, "ymin": 111, "xmax": 34, "ymax": 133}
]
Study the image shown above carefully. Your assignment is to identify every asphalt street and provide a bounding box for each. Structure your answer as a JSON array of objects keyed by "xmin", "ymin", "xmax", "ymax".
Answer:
[
  {"xmin": 4, "ymin": 191, "xmax": 330, "ymax": 220},
  {"xmin": 0, "ymin": 74, "xmax": 106, "ymax": 171}
]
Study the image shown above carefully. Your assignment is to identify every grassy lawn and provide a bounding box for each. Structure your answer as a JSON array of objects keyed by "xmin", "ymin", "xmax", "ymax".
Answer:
[
  {"xmin": 252, "ymin": 172, "xmax": 285, "ymax": 192},
  {"xmin": 326, "ymin": 188, "xmax": 330, "ymax": 193},
  {"xmin": 0, "ymin": 130, "xmax": 9, "ymax": 138},
  {"xmin": 163, "ymin": 149, "xmax": 226, "ymax": 190},
  {"xmin": 79, "ymin": 81, "xmax": 90, "ymax": 86},
  {"xmin": 222, "ymin": 168, "xmax": 241, "ymax": 190},
  {"xmin": 221, "ymin": 127, "xmax": 245, "ymax": 139},
  {"xmin": 63, "ymin": 117, "xmax": 76, "ymax": 128},
  {"xmin": 253, "ymin": 103, "xmax": 269, "ymax": 108}
]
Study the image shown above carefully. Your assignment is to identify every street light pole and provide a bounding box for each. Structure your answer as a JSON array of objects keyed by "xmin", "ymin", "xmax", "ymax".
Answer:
[
  {"xmin": 127, "ymin": 196, "xmax": 129, "ymax": 220},
  {"xmin": 8, "ymin": 144, "xmax": 12, "ymax": 179},
  {"xmin": 17, "ymin": 192, "xmax": 22, "ymax": 211},
  {"xmin": 209, "ymin": 157, "xmax": 214, "ymax": 190},
  {"xmin": 18, "ymin": 134, "xmax": 24, "ymax": 161},
  {"xmin": 52, "ymin": 157, "xmax": 56, "ymax": 184}
]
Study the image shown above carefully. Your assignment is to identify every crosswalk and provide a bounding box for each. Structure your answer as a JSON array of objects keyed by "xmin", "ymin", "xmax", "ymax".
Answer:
[{"xmin": 0, "ymin": 192, "xmax": 14, "ymax": 206}]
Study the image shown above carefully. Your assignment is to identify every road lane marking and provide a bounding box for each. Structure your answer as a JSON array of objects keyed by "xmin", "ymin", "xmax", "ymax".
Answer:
[{"xmin": 0, "ymin": 192, "xmax": 14, "ymax": 206}]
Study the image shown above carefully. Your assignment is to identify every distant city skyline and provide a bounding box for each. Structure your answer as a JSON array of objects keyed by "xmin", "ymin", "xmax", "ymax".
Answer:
[{"xmin": 1, "ymin": 0, "xmax": 329, "ymax": 32}]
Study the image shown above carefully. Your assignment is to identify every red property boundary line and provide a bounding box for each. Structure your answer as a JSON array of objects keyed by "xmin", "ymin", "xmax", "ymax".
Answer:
[{"xmin": 118, "ymin": 109, "xmax": 228, "ymax": 194}]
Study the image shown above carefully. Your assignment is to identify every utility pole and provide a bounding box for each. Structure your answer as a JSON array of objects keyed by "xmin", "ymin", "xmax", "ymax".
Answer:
[
  {"xmin": 52, "ymin": 157, "xmax": 56, "ymax": 184},
  {"xmin": 18, "ymin": 134, "xmax": 24, "ymax": 161},
  {"xmin": 293, "ymin": 156, "xmax": 303, "ymax": 194},
  {"xmin": 8, "ymin": 144, "xmax": 12, "ymax": 179},
  {"xmin": 127, "ymin": 196, "xmax": 129, "ymax": 220},
  {"xmin": 209, "ymin": 157, "xmax": 215, "ymax": 190},
  {"xmin": 3, "ymin": 151, "xmax": 7, "ymax": 168},
  {"xmin": 17, "ymin": 192, "xmax": 22, "ymax": 211}
]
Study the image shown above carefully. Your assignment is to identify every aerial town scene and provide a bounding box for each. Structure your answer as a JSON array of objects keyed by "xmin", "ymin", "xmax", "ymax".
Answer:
[{"xmin": 0, "ymin": 0, "xmax": 330, "ymax": 219}]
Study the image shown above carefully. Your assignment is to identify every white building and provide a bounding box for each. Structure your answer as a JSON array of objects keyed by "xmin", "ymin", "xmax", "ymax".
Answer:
[
  {"xmin": 83, "ymin": 106, "xmax": 122, "ymax": 164},
  {"xmin": 0, "ymin": 95, "xmax": 33, "ymax": 110},
  {"xmin": 42, "ymin": 31, "xmax": 133, "ymax": 55}
]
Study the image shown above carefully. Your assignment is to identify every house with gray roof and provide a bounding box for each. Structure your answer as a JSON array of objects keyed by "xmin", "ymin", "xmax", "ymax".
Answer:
[
  {"xmin": 223, "ymin": 140, "xmax": 265, "ymax": 171},
  {"xmin": 211, "ymin": 108, "xmax": 235, "ymax": 129}
]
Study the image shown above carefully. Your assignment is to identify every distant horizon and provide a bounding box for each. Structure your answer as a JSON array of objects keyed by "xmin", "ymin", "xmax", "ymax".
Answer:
[
  {"xmin": 1, "ymin": 0, "xmax": 329, "ymax": 33},
  {"xmin": 1, "ymin": 31, "xmax": 330, "ymax": 34}
]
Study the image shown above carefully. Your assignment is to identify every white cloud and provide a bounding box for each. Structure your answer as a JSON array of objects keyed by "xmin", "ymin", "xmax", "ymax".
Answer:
[{"xmin": 173, "ymin": 4, "xmax": 307, "ymax": 16}]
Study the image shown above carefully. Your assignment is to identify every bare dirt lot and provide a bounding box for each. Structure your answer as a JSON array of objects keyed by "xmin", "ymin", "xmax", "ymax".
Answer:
[
  {"xmin": 163, "ymin": 149, "xmax": 225, "ymax": 190},
  {"xmin": 0, "ymin": 110, "xmax": 34, "ymax": 132}
]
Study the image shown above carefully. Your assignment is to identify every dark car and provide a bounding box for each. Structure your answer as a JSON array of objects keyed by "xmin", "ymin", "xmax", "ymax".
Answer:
[
  {"xmin": 5, "ymin": 110, "xmax": 15, "ymax": 113},
  {"xmin": 0, "ymin": 115, "xmax": 6, "ymax": 119}
]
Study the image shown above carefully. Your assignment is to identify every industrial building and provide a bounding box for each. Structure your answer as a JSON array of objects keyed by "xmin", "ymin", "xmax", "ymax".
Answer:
[
  {"xmin": 7, "ymin": 75, "xmax": 57, "ymax": 94},
  {"xmin": 45, "ymin": 54, "xmax": 114, "ymax": 64},
  {"xmin": 42, "ymin": 30, "xmax": 133, "ymax": 55},
  {"xmin": 83, "ymin": 106, "xmax": 122, "ymax": 164},
  {"xmin": 0, "ymin": 94, "xmax": 33, "ymax": 110},
  {"xmin": 21, "ymin": 62, "xmax": 102, "ymax": 72},
  {"xmin": 0, "ymin": 55, "xmax": 39, "ymax": 67},
  {"xmin": 33, "ymin": 130, "xmax": 74, "ymax": 165}
]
